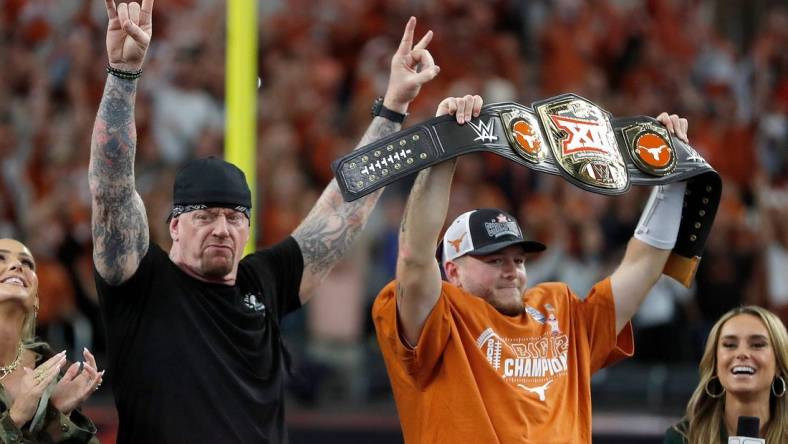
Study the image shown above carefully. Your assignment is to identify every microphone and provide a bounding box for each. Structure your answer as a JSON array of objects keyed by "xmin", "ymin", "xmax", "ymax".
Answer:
[{"xmin": 728, "ymin": 416, "xmax": 764, "ymax": 444}]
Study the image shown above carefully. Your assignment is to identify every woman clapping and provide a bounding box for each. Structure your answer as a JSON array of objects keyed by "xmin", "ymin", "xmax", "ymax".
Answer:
[{"xmin": 0, "ymin": 238, "xmax": 102, "ymax": 442}]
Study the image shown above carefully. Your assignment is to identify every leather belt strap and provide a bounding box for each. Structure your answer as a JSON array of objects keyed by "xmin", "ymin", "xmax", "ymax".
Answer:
[{"xmin": 332, "ymin": 94, "xmax": 722, "ymax": 287}]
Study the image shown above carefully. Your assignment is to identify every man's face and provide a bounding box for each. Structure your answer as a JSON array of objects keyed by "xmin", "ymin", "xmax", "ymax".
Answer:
[
  {"xmin": 170, "ymin": 208, "xmax": 249, "ymax": 283},
  {"xmin": 446, "ymin": 245, "xmax": 528, "ymax": 316}
]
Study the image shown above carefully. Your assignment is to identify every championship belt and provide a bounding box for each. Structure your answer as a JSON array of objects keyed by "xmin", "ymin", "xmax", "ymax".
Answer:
[{"xmin": 331, "ymin": 93, "xmax": 722, "ymax": 287}]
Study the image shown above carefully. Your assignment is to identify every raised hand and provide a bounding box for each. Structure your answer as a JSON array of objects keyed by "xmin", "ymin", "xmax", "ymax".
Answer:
[
  {"xmin": 435, "ymin": 94, "xmax": 483, "ymax": 124},
  {"xmin": 656, "ymin": 112, "xmax": 689, "ymax": 143},
  {"xmin": 383, "ymin": 17, "xmax": 441, "ymax": 113},
  {"xmin": 51, "ymin": 348, "xmax": 104, "ymax": 416},
  {"xmin": 104, "ymin": 0, "xmax": 154, "ymax": 71},
  {"xmin": 9, "ymin": 352, "xmax": 67, "ymax": 427}
]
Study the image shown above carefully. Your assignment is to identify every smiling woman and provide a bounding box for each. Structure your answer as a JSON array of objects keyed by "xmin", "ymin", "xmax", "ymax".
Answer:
[
  {"xmin": 664, "ymin": 306, "xmax": 788, "ymax": 443},
  {"xmin": 0, "ymin": 239, "xmax": 102, "ymax": 442}
]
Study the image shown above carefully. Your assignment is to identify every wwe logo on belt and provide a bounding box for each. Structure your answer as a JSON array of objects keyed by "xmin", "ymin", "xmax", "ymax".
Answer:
[{"xmin": 468, "ymin": 118, "xmax": 498, "ymax": 143}]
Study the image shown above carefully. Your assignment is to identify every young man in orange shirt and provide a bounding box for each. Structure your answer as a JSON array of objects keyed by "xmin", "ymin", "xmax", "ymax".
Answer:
[{"xmin": 373, "ymin": 95, "xmax": 690, "ymax": 443}]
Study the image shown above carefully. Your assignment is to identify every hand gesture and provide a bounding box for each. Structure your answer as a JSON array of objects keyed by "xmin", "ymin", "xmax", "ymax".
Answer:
[
  {"xmin": 51, "ymin": 349, "xmax": 104, "ymax": 416},
  {"xmin": 9, "ymin": 352, "xmax": 67, "ymax": 427},
  {"xmin": 656, "ymin": 112, "xmax": 689, "ymax": 143},
  {"xmin": 383, "ymin": 17, "xmax": 441, "ymax": 113},
  {"xmin": 104, "ymin": 0, "xmax": 154, "ymax": 71},
  {"xmin": 435, "ymin": 95, "xmax": 484, "ymax": 124}
]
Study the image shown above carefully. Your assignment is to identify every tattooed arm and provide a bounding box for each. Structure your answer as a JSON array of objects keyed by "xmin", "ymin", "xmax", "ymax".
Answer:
[
  {"xmin": 90, "ymin": 77, "xmax": 149, "ymax": 284},
  {"xmin": 293, "ymin": 17, "xmax": 440, "ymax": 303},
  {"xmin": 294, "ymin": 117, "xmax": 396, "ymax": 301},
  {"xmin": 395, "ymin": 95, "xmax": 481, "ymax": 346},
  {"xmin": 90, "ymin": 0, "xmax": 153, "ymax": 285}
]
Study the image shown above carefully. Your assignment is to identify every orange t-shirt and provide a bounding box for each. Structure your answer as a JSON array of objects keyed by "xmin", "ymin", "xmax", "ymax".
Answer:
[{"xmin": 372, "ymin": 278, "xmax": 633, "ymax": 444}]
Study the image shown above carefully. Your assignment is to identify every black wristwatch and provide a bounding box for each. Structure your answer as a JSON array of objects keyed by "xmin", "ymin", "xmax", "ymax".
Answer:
[{"xmin": 371, "ymin": 97, "xmax": 407, "ymax": 124}]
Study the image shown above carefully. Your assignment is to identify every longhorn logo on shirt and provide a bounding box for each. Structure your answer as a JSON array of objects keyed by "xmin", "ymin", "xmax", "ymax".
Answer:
[
  {"xmin": 511, "ymin": 119, "xmax": 541, "ymax": 155},
  {"xmin": 517, "ymin": 380, "xmax": 553, "ymax": 401},
  {"xmin": 635, "ymin": 133, "xmax": 673, "ymax": 168}
]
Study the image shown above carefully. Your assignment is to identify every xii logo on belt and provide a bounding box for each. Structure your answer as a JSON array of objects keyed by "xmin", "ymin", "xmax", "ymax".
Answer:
[{"xmin": 534, "ymin": 94, "xmax": 628, "ymax": 192}]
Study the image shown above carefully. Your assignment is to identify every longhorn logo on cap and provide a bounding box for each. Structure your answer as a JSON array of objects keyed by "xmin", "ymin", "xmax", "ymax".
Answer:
[{"xmin": 448, "ymin": 232, "xmax": 467, "ymax": 253}]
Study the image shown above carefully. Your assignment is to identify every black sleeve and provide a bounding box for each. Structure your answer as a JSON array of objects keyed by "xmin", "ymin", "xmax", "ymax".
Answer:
[
  {"xmin": 94, "ymin": 241, "xmax": 163, "ymax": 316},
  {"xmin": 241, "ymin": 236, "xmax": 304, "ymax": 319},
  {"xmin": 94, "ymin": 242, "xmax": 164, "ymax": 375}
]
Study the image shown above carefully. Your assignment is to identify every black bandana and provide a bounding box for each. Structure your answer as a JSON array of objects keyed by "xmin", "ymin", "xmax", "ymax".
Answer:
[{"xmin": 168, "ymin": 204, "xmax": 251, "ymax": 223}]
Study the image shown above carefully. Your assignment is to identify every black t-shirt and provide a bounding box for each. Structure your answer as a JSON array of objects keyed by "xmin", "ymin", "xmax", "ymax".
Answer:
[{"xmin": 95, "ymin": 237, "xmax": 303, "ymax": 444}]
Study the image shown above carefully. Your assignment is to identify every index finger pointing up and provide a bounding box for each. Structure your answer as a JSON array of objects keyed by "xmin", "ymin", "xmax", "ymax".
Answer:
[
  {"xmin": 139, "ymin": 0, "xmax": 154, "ymax": 28},
  {"xmin": 105, "ymin": 0, "xmax": 118, "ymax": 19},
  {"xmin": 396, "ymin": 17, "xmax": 417, "ymax": 55}
]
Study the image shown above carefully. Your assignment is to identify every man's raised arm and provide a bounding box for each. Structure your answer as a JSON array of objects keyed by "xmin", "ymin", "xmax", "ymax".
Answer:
[
  {"xmin": 89, "ymin": 0, "xmax": 154, "ymax": 285},
  {"xmin": 610, "ymin": 112, "xmax": 689, "ymax": 333},
  {"xmin": 395, "ymin": 95, "xmax": 482, "ymax": 346},
  {"xmin": 293, "ymin": 17, "xmax": 440, "ymax": 302}
]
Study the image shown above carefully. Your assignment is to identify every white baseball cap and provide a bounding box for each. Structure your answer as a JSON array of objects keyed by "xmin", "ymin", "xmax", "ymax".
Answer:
[{"xmin": 441, "ymin": 208, "xmax": 546, "ymax": 265}]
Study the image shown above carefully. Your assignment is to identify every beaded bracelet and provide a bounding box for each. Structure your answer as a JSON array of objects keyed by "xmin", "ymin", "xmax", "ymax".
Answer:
[{"xmin": 107, "ymin": 65, "xmax": 143, "ymax": 80}]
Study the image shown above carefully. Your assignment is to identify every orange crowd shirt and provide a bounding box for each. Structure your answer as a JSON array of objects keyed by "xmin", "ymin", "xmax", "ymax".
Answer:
[{"xmin": 372, "ymin": 277, "xmax": 633, "ymax": 444}]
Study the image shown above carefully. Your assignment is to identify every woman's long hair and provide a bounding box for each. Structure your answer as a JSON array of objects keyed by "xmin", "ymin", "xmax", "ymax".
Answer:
[{"xmin": 673, "ymin": 306, "xmax": 788, "ymax": 443}]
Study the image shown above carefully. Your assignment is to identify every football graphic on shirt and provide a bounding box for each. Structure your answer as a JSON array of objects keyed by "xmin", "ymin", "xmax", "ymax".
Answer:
[{"xmin": 476, "ymin": 324, "xmax": 569, "ymax": 403}]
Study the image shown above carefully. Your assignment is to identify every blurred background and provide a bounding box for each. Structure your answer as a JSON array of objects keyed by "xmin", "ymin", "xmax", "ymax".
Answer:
[{"xmin": 1, "ymin": 0, "xmax": 786, "ymax": 442}]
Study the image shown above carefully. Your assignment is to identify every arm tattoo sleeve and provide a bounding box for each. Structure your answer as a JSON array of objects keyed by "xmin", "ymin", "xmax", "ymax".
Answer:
[
  {"xmin": 89, "ymin": 76, "xmax": 149, "ymax": 285},
  {"xmin": 293, "ymin": 117, "xmax": 399, "ymax": 287}
]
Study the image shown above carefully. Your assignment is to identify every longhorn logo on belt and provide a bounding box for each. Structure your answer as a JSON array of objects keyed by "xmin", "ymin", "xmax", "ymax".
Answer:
[
  {"xmin": 501, "ymin": 108, "xmax": 546, "ymax": 164},
  {"xmin": 636, "ymin": 133, "xmax": 672, "ymax": 168},
  {"xmin": 512, "ymin": 120, "xmax": 541, "ymax": 155},
  {"xmin": 621, "ymin": 121, "xmax": 677, "ymax": 176}
]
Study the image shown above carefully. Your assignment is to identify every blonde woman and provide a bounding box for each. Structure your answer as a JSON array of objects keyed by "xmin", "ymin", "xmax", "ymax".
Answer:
[
  {"xmin": 665, "ymin": 306, "xmax": 788, "ymax": 443},
  {"xmin": 0, "ymin": 238, "xmax": 102, "ymax": 442}
]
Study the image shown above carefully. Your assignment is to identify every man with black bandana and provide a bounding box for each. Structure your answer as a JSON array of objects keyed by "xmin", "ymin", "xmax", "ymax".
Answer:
[{"xmin": 89, "ymin": 0, "xmax": 441, "ymax": 442}]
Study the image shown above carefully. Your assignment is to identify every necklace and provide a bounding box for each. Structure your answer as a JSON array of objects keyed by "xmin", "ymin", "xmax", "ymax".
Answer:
[{"xmin": 0, "ymin": 343, "xmax": 23, "ymax": 381}]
